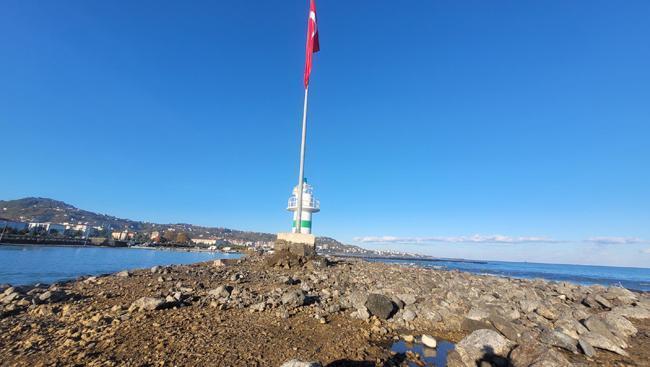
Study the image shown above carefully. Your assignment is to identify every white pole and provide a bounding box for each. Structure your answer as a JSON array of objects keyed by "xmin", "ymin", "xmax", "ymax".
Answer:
[{"xmin": 296, "ymin": 86, "xmax": 309, "ymax": 233}]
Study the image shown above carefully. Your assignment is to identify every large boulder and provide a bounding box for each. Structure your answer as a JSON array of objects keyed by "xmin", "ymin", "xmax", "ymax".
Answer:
[
  {"xmin": 281, "ymin": 290, "xmax": 307, "ymax": 308},
  {"xmin": 453, "ymin": 329, "xmax": 514, "ymax": 367},
  {"xmin": 365, "ymin": 293, "xmax": 397, "ymax": 320},
  {"xmin": 610, "ymin": 305, "xmax": 650, "ymax": 319},
  {"xmin": 538, "ymin": 328, "xmax": 578, "ymax": 353},
  {"xmin": 602, "ymin": 287, "xmax": 638, "ymax": 305},
  {"xmin": 583, "ymin": 316, "xmax": 627, "ymax": 348},
  {"xmin": 129, "ymin": 297, "xmax": 167, "ymax": 311},
  {"xmin": 580, "ymin": 332, "xmax": 628, "ymax": 356},
  {"xmin": 602, "ymin": 313, "xmax": 637, "ymax": 339},
  {"xmin": 208, "ymin": 285, "xmax": 233, "ymax": 298},
  {"xmin": 509, "ymin": 342, "xmax": 573, "ymax": 367}
]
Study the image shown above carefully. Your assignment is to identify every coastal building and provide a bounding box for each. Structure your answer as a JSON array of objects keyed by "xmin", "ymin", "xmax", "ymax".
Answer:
[
  {"xmin": 64, "ymin": 223, "xmax": 91, "ymax": 238},
  {"xmin": 28, "ymin": 222, "xmax": 66, "ymax": 234},
  {"xmin": 191, "ymin": 238, "xmax": 218, "ymax": 246},
  {"xmin": 150, "ymin": 231, "xmax": 161, "ymax": 241},
  {"xmin": 111, "ymin": 231, "xmax": 134, "ymax": 241},
  {"xmin": 287, "ymin": 179, "xmax": 320, "ymax": 234},
  {"xmin": 0, "ymin": 218, "xmax": 28, "ymax": 232}
]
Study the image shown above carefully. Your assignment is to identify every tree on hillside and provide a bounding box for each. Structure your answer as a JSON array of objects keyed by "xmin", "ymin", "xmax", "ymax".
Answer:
[
  {"xmin": 163, "ymin": 230, "xmax": 177, "ymax": 243},
  {"xmin": 176, "ymin": 232, "xmax": 190, "ymax": 244}
]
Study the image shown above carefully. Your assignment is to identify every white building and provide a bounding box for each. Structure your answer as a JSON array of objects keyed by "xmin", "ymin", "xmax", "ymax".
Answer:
[
  {"xmin": 64, "ymin": 223, "xmax": 91, "ymax": 237},
  {"xmin": 28, "ymin": 222, "xmax": 66, "ymax": 234},
  {"xmin": 191, "ymin": 238, "xmax": 218, "ymax": 246}
]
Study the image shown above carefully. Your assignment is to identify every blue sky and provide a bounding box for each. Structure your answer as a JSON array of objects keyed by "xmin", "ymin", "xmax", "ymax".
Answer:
[{"xmin": 1, "ymin": 1, "xmax": 649, "ymax": 267}]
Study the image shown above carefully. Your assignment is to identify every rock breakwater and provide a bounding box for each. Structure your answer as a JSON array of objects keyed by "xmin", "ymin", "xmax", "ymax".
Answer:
[{"xmin": 0, "ymin": 253, "xmax": 649, "ymax": 366}]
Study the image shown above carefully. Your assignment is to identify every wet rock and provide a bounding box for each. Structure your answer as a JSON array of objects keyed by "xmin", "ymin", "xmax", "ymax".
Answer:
[
  {"xmin": 364, "ymin": 293, "xmax": 396, "ymax": 320},
  {"xmin": 509, "ymin": 342, "xmax": 573, "ymax": 367},
  {"xmin": 129, "ymin": 297, "xmax": 166, "ymax": 311},
  {"xmin": 446, "ymin": 350, "xmax": 465, "ymax": 367},
  {"xmin": 453, "ymin": 329, "xmax": 514, "ymax": 367},
  {"xmin": 421, "ymin": 334, "xmax": 437, "ymax": 348},
  {"xmin": 402, "ymin": 334, "xmax": 415, "ymax": 343}
]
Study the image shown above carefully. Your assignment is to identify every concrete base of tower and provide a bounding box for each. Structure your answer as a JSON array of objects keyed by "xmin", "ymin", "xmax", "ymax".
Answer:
[{"xmin": 275, "ymin": 232, "xmax": 316, "ymax": 257}]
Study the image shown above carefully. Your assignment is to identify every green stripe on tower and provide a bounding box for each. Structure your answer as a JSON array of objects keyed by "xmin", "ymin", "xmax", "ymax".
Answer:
[{"xmin": 292, "ymin": 220, "xmax": 312, "ymax": 229}]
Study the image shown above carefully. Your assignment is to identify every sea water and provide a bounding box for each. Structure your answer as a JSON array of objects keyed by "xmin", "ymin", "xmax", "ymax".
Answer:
[{"xmin": 0, "ymin": 244, "xmax": 241, "ymax": 285}]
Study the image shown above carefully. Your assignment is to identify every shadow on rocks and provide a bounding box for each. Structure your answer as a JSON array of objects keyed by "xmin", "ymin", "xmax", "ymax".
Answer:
[
  {"xmin": 475, "ymin": 346, "xmax": 509, "ymax": 367},
  {"xmin": 326, "ymin": 352, "xmax": 407, "ymax": 367}
]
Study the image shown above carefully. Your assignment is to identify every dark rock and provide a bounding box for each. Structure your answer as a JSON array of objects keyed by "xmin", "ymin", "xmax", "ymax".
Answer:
[{"xmin": 364, "ymin": 293, "xmax": 396, "ymax": 320}]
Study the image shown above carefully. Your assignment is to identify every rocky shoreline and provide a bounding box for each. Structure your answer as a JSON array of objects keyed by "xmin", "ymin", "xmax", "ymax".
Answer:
[{"xmin": 1, "ymin": 252, "xmax": 649, "ymax": 366}]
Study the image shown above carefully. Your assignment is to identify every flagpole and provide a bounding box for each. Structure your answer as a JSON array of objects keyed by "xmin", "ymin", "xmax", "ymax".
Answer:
[{"xmin": 296, "ymin": 86, "xmax": 309, "ymax": 233}]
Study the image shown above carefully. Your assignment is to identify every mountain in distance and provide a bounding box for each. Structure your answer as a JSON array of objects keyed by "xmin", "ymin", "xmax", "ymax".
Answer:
[{"xmin": 0, "ymin": 197, "xmax": 374, "ymax": 255}]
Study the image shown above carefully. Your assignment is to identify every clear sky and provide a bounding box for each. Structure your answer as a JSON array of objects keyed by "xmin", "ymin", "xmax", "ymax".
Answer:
[{"xmin": 1, "ymin": 1, "xmax": 649, "ymax": 267}]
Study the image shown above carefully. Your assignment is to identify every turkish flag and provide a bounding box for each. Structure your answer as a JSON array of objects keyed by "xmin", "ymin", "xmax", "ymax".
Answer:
[{"xmin": 304, "ymin": 0, "xmax": 320, "ymax": 88}]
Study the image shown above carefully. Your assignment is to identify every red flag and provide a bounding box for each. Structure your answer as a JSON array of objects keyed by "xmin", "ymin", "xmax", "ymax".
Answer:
[{"xmin": 303, "ymin": 0, "xmax": 320, "ymax": 88}]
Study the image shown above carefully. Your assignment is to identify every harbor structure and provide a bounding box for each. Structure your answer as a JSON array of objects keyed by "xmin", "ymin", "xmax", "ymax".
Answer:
[{"xmin": 287, "ymin": 179, "xmax": 320, "ymax": 234}]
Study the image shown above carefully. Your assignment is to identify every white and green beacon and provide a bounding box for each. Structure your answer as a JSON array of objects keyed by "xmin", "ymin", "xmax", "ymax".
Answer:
[{"xmin": 287, "ymin": 178, "xmax": 320, "ymax": 235}]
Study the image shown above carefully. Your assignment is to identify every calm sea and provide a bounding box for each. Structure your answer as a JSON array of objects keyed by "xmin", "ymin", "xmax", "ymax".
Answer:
[
  {"xmin": 2, "ymin": 245, "xmax": 648, "ymax": 291},
  {"xmin": 368, "ymin": 258, "xmax": 650, "ymax": 292},
  {"xmin": 0, "ymin": 245, "xmax": 241, "ymax": 286}
]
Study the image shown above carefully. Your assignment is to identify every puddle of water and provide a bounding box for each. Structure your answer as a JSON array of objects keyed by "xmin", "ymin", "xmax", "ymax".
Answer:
[{"xmin": 390, "ymin": 339, "xmax": 455, "ymax": 367}]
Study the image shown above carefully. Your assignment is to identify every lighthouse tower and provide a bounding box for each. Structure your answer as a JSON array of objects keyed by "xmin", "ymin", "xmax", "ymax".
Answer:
[{"xmin": 287, "ymin": 179, "xmax": 320, "ymax": 234}]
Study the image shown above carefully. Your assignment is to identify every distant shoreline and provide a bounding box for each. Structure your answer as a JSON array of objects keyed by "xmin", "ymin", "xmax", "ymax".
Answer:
[{"xmin": 0, "ymin": 241, "xmax": 240, "ymax": 254}]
